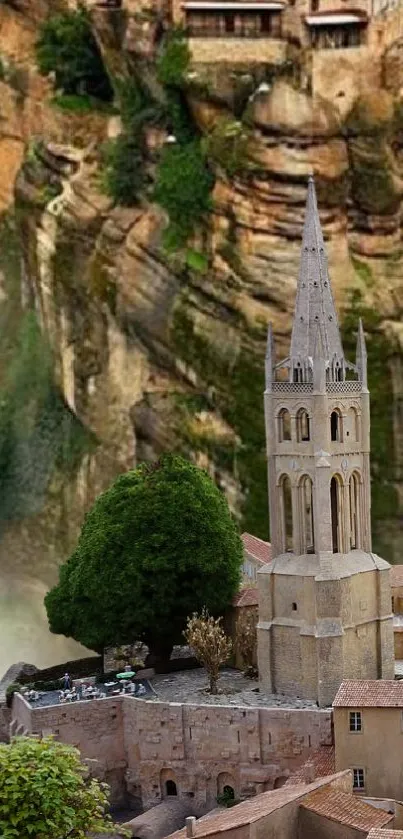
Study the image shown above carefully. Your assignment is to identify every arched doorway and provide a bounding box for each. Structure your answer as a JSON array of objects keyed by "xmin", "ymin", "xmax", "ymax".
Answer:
[
  {"xmin": 217, "ymin": 772, "xmax": 236, "ymax": 799},
  {"xmin": 160, "ymin": 768, "xmax": 178, "ymax": 798},
  {"xmin": 166, "ymin": 780, "xmax": 177, "ymax": 796}
]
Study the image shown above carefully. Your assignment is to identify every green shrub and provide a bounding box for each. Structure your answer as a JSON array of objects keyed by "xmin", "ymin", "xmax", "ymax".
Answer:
[
  {"xmin": 157, "ymin": 27, "xmax": 190, "ymax": 88},
  {"xmin": 36, "ymin": 7, "xmax": 113, "ymax": 101},
  {"xmin": 0, "ymin": 736, "xmax": 116, "ymax": 838},
  {"xmin": 153, "ymin": 141, "xmax": 214, "ymax": 248},
  {"xmin": 52, "ymin": 93, "xmax": 116, "ymax": 113},
  {"xmin": 102, "ymin": 131, "xmax": 145, "ymax": 206},
  {"xmin": 202, "ymin": 117, "xmax": 253, "ymax": 178}
]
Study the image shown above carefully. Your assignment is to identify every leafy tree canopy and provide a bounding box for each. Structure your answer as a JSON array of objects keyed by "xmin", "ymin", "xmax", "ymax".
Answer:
[
  {"xmin": 45, "ymin": 455, "xmax": 242, "ymax": 661},
  {"xmin": 36, "ymin": 7, "xmax": 113, "ymax": 101},
  {"xmin": 0, "ymin": 736, "xmax": 114, "ymax": 839}
]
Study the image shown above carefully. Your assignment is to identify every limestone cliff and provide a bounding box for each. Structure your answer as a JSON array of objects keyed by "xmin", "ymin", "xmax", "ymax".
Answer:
[{"xmin": 1, "ymin": 0, "xmax": 403, "ymax": 596}]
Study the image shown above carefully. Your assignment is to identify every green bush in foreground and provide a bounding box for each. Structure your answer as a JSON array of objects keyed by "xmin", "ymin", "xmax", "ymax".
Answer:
[
  {"xmin": 0, "ymin": 736, "xmax": 115, "ymax": 838},
  {"xmin": 45, "ymin": 454, "xmax": 242, "ymax": 664}
]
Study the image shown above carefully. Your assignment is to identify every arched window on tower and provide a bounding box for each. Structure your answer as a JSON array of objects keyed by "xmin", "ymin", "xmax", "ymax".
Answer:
[
  {"xmin": 278, "ymin": 408, "xmax": 291, "ymax": 442},
  {"xmin": 300, "ymin": 475, "xmax": 315, "ymax": 554},
  {"xmin": 280, "ymin": 474, "xmax": 293, "ymax": 552},
  {"xmin": 347, "ymin": 407, "xmax": 359, "ymax": 442},
  {"xmin": 293, "ymin": 362, "xmax": 303, "ymax": 383},
  {"xmin": 349, "ymin": 472, "xmax": 361, "ymax": 549},
  {"xmin": 330, "ymin": 409, "xmax": 342, "ymax": 442},
  {"xmin": 330, "ymin": 475, "xmax": 343, "ymax": 553},
  {"xmin": 296, "ymin": 408, "xmax": 310, "ymax": 442}
]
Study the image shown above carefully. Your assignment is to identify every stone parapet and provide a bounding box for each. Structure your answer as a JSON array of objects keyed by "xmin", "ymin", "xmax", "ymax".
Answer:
[{"xmin": 10, "ymin": 690, "xmax": 332, "ymax": 809}]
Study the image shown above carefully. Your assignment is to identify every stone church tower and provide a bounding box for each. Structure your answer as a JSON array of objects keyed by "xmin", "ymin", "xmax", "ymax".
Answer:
[{"xmin": 257, "ymin": 176, "xmax": 394, "ymax": 707}]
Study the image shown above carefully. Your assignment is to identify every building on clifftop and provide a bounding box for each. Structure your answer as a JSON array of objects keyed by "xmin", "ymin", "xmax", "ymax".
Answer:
[{"xmin": 257, "ymin": 175, "xmax": 394, "ymax": 708}]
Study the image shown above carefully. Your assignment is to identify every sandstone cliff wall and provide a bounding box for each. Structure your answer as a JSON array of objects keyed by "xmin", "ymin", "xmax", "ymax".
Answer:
[{"xmin": 1, "ymin": 0, "xmax": 403, "ymax": 596}]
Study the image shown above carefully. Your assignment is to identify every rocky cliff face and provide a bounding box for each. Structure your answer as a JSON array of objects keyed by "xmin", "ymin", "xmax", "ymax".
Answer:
[{"xmin": 1, "ymin": 0, "xmax": 403, "ymax": 592}]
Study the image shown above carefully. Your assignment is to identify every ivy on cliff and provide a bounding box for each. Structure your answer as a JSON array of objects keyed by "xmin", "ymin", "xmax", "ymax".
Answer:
[{"xmin": 0, "ymin": 215, "xmax": 95, "ymax": 524}]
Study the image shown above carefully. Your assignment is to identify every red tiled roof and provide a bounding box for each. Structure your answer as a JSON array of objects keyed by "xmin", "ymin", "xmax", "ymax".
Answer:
[
  {"xmin": 241, "ymin": 533, "xmax": 272, "ymax": 565},
  {"xmin": 232, "ymin": 587, "xmax": 259, "ymax": 608},
  {"xmin": 285, "ymin": 746, "xmax": 335, "ymax": 785},
  {"xmin": 301, "ymin": 789, "xmax": 393, "ymax": 832},
  {"xmin": 368, "ymin": 831, "xmax": 403, "ymax": 839},
  {"xmin": 165, "ymin": 775, "xmax": 349, "ymax": 839},
  {"xmin": 333, "ymin": 680, "xmax": 403, "ymax": 708},
  {"xmin": 390, "ymin": 565, "xmax": 403, "ymax": 588}
]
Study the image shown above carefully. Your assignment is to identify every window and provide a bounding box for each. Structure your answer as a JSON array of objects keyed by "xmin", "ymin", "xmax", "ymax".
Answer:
[
  {"xmin": 392, "ymin": 596, "xmax": 395, "ymax": 613},
  {"xmin": 331, "ymin": 410, "xmax": 342, "ymax": 442},
  {"xmin": 293, "ymin": 362, "xmax": 303, "ymax": 383},
  {"xmin": 280, "ymin": 474, "xmax": 293, "ymax": 552},
  {"xmin": 349, "ymin": 711, "xmax": 362, "ymax": 732},
  {"xmin": 330, "ymin": 475, "xmax": 343, "ymax": 553},
  {"xmin": 292, "ymin": 602, "xmax": 297, "ymax": 611},
  {"xmin": 278, "ymin": 408, "xmax": 291, "ymax": 442},
  {"xmin": 353, "ymin": 768, "xmax": 365, "ymax": 790},
  {"xmin": 300, "ymin": 475, "xmax": 315, "ymax": 554},
  {"xmin": 348, "ymin": 407, "xmax": 359, "ymax": 442},
  {"xmin": 296, "ymin": 408, "xmax": 310, "ymax": 442},
  {"xmin": 349, "ymin": 472, "xmax": 360, "ymax": 550}
]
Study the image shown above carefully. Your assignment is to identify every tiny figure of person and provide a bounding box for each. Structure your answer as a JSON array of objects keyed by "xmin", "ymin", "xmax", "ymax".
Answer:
[
  {"xmin": 62, "ymin": 673, "xmax": 71, "ymax": 691},
  {"xmin": 124, "ymin": 664, "xmax": 131, "ymax": 672}
]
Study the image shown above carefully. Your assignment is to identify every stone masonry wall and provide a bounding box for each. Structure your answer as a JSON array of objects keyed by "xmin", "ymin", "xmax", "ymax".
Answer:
[{"xmin": 11, "ymin": 693, "xmax": 332, "ymax": 808}]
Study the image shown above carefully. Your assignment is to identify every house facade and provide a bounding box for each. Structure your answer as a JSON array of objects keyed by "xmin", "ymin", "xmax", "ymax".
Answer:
[{"xmin": 334, "ymin": 680, "xmax": 403, "ymax": 802}]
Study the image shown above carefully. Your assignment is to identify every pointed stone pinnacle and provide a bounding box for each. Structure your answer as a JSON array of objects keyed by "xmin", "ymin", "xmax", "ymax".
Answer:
[{"xmin": 290, "ymin": 176, "xmax": 345, "ymax": 364}]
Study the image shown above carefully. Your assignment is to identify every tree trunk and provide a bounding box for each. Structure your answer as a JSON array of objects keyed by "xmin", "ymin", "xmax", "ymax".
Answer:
[
  {"xmin": 145, "ymin": 638, "xmax": 174, "ymax": 672},
  {"xmin": 209, "ymin": 673, "xmax": 218, "ymax": 695}
]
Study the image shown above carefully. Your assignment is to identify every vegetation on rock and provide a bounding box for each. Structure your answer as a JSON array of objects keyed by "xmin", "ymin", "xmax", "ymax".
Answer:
[
  {"xmin": 156, "ymin": 26, "xmax": 190, "ymax": 89},
  {"xmin": 154, "ymin": 141, "xmax": 214, "ymax": 249},
  {"xmin": 184, "ymin": 609, "xmax": 232, "ymax": 694},
  {"xmin": 202, "ymin": 117, "xmax": 254, "ymax": 178},
  {"xmin": 36, "ymin": 7, "xmax": 113, "ymax": 102},
  {"xmin": 45, "ymin": 455, "xmax": 242, "ymax": 662},
  {"xmin": 0, "ymin": 736, "xmax": 115, "ymax": 838}
]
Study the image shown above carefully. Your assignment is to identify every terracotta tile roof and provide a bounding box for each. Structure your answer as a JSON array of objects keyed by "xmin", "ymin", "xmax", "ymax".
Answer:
[
  {"xmin": 390, "ymin": 565, "xmax": 403, "ymax": 589},
  {"xmin": 241, "ymin": 533, "xmax": 272, "ymax": 565},
  {"xmin": 165, "ymin": 774, "xmax": 350, "ymax": 839},
  {"xmin": 368, "ymin": 831, "xmax": 403, "ymax": 839},
  {"xmin": 232, "ymin": 587, "xmax": 259, "ymax": 608},
  {"xmin": 285, "ymin": 746, "xmax": 335, "ymax": 785},
  {"xmin": 333, "ymin": 680, "xmax": 403, "ymax": 708},
  {"xmin": 301, "ymin": 789, "xmax": 394, "ymax": 832}
]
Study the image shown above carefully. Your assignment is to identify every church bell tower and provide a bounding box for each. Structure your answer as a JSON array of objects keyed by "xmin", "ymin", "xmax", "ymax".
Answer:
[{"xmin": 257, "ymin": 176, "xmax": 394, "ymax": 707}]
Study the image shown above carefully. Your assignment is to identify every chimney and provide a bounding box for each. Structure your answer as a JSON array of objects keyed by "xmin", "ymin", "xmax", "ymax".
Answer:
[
  {"xmin": 186, "ymin": 817, "xmax": 197, "ymax": 838},
  {"xmin": 304, "ymin": 761, "xmax": 315, "ymax": 783}
]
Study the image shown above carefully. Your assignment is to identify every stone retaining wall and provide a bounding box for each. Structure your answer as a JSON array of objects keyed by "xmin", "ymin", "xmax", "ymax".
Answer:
[{"xmin": 11, "ymin": 692, "xmax": 332, "ymax": 809}]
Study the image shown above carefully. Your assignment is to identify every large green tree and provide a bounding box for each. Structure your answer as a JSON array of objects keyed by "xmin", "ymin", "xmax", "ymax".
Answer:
[
  {"xmin": 45, "ymin": 455, "xmax": 242, "ymax": 663},
  {"xmin": 36, "ymin": 7, "xmax": 113, "ymax": 101},
  {"xmin": 0, "ymin": 736, "xmax": 115, "ymax": 839}
]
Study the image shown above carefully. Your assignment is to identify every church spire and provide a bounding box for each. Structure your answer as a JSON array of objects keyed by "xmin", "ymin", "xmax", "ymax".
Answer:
[{"xmin": 290, "ymin": 176, "xmax": 345, "ymax": 368}]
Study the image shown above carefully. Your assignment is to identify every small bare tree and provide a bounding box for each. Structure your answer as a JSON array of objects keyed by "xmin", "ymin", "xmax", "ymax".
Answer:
[
  {"xmin": 184, "ymin": 609, "xmax": 232, "ymax": 695},
  {"xmin": 236, "ymin": 608, "xmax": 258, "ymax": 678}
]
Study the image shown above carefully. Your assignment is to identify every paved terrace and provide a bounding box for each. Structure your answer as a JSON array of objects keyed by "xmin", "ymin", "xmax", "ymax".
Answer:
[
  {"xmin": 145, "ymin": 668, "xmax": 319, "ymax": 708},
  {"xmin": 23, "ymin": 668, "xmax": 320, "ymax": 709}
]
